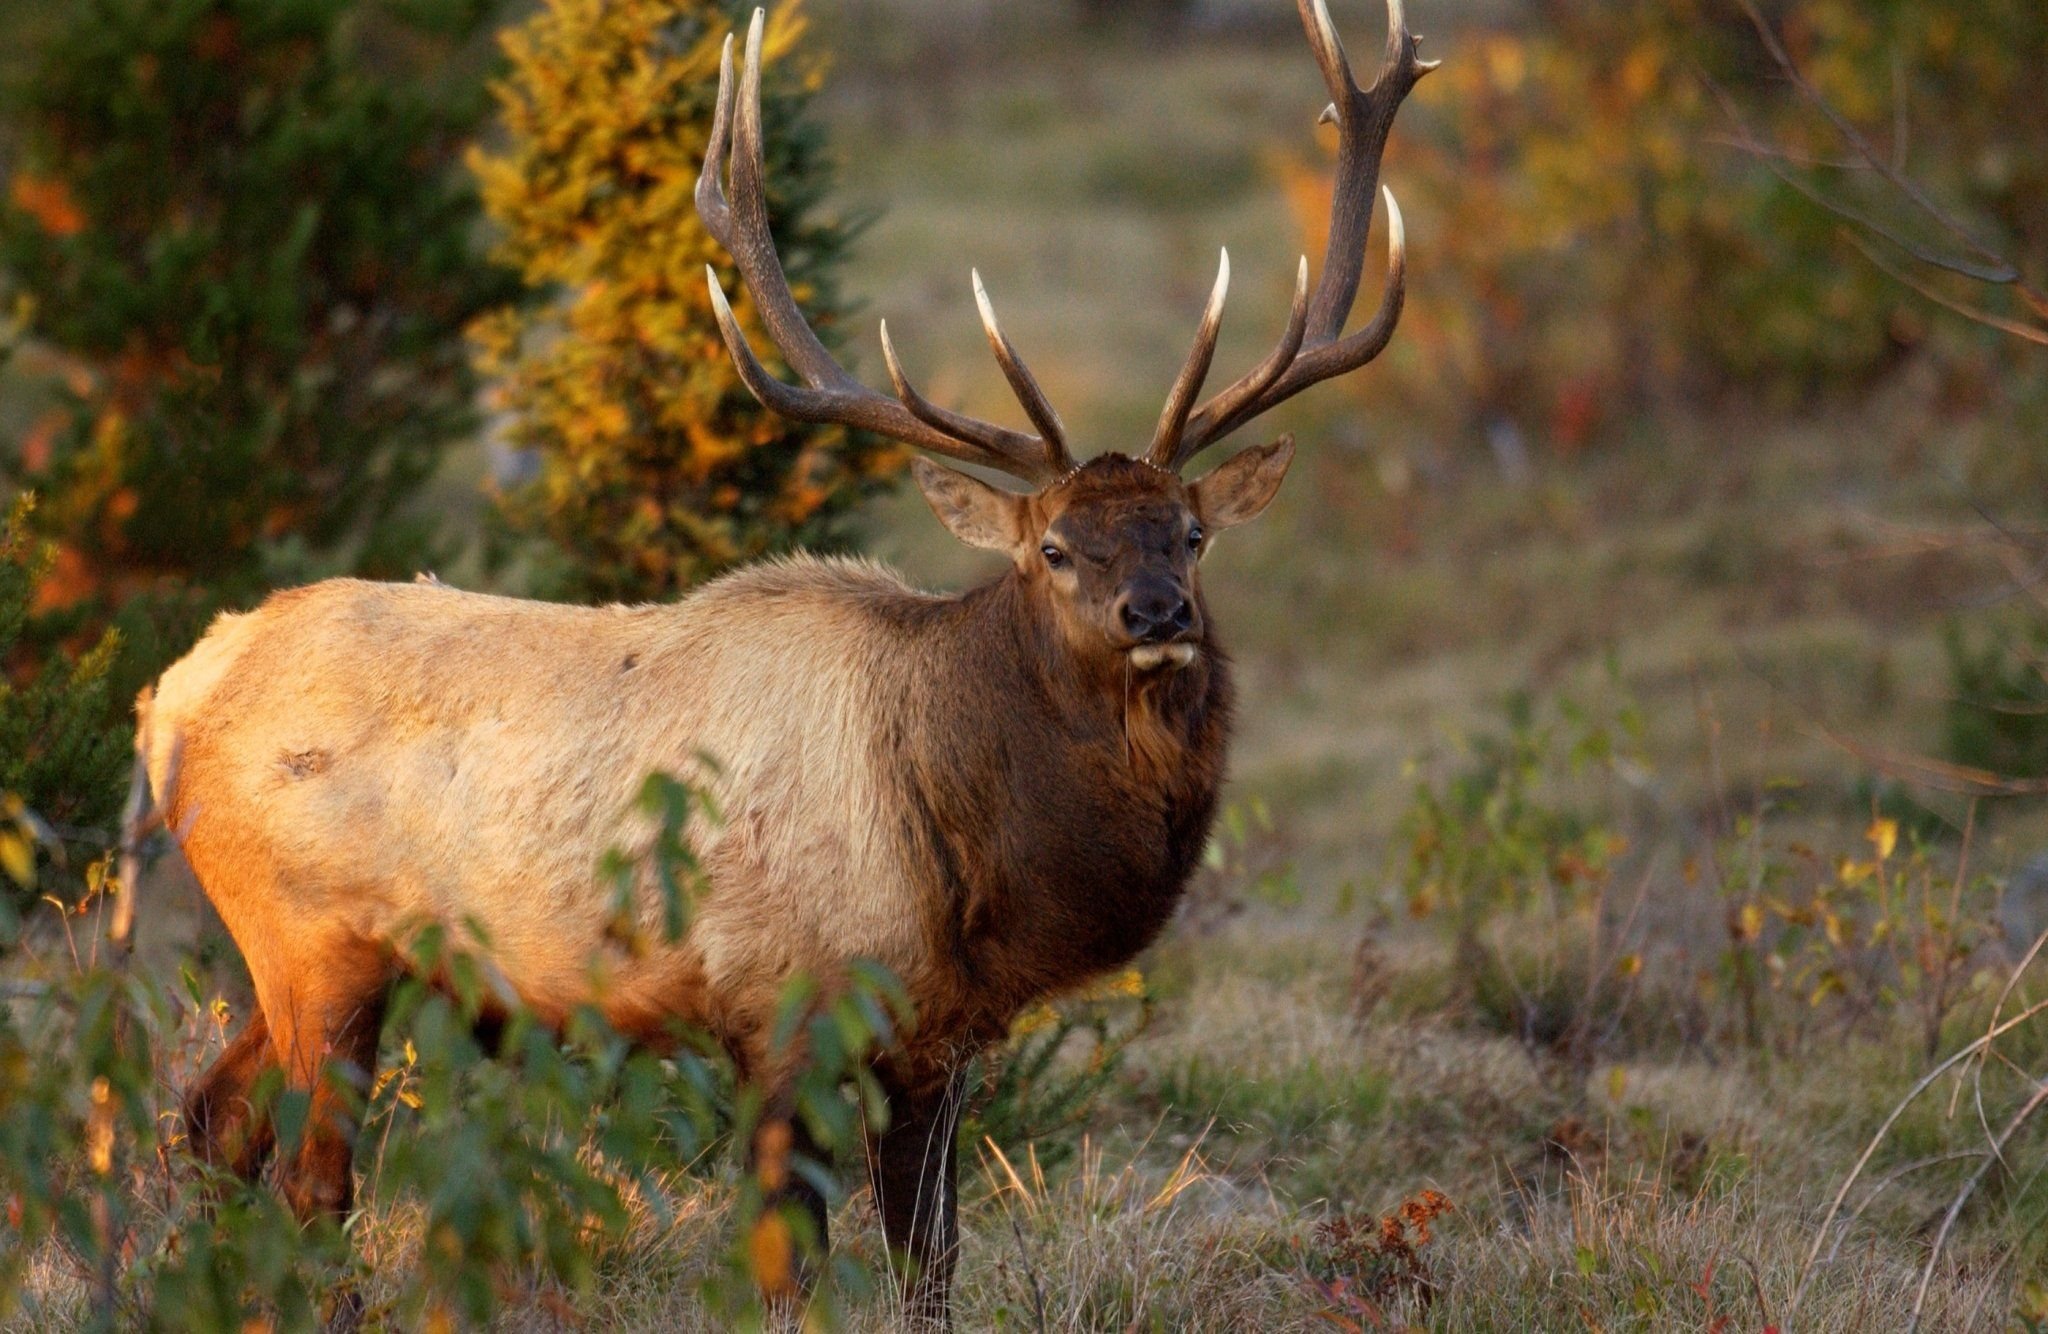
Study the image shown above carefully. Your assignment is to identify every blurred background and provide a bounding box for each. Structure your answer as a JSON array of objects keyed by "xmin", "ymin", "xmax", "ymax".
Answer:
[{"xmin": 4, "ymin": 0, "xmax": 2048, "ymax": 1326}]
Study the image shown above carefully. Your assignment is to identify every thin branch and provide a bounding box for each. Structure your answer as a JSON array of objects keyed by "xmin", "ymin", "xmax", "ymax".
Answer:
[
  {"xmin": 1790, "ymin": 989, "xmax": 2048, "ymax": 1319},
  {"xmin": 1841, "ymin": 230, "xmax": 2048, "ymax": 347},
  {"xmin": 1909, "ymin": 1081, "xmax": 2048, "ymax": 1331},
  {"xmin": 1701, "ymin": 73, "xmax": 2017, "ymax": 285},
  {"xmin": 1805, "ymin": 720, "xmax": 2048, "ymax": 796},
  {"xmin": 1700, "ymin": 133, "xmax": 1871, "ymax": 170},
  {"xmin": 1823, "ymin": 1150, "xmax": 1987, "ymax": 1262},
  {"xmin": 1730, "ymin": 0, "xmax": 2019, "ymax": 282}
]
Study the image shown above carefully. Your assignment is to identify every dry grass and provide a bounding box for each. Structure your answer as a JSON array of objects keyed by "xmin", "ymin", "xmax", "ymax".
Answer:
[{"xmin": 7, "ymin": 914, "xmax": 2036, "ymax": 1329}]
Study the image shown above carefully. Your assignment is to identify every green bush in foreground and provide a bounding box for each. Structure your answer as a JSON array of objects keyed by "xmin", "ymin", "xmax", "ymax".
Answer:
[
  {"xmin": 0, "ymin": 769, "xmax": 907, "ymax": 1329},
  {"xmin": 0, "ymin": 937, "xmax": 905, "ymax": 1329}
]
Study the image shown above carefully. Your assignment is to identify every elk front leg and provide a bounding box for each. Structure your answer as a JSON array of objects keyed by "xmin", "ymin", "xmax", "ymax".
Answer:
[{"xmin": 866, "ymin": 1071, "xmax": 965, "ymax": 1330}]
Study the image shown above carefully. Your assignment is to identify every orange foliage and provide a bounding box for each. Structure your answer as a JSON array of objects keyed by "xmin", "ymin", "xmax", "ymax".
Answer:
[{"xmin": 8, "ymin": 174, "xmax": 84, "ymax": 237}]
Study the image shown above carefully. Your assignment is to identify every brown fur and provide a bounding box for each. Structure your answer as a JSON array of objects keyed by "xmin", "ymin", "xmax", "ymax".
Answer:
[{"xmin": 143, "ymin": 448, "xmax": 1288, "ymax": 1323}]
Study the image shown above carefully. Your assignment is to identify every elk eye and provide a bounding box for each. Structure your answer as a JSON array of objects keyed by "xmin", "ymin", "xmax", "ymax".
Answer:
[
  {"xmin": 1041, "ymin": 543, "xmax": 1065, "ymax": 568},
  {"xmin": 1187, "ymin": 526, "xmax": 1204, "ymax": 551}
]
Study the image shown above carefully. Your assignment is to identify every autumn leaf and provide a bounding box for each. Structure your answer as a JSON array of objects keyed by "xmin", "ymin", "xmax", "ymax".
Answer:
[
  {"xmin": 9, "ymin": 173, "xmax": 85, "ymax": 237},
  {"xmin": 747, "ymin": 1211, "xmax": 795, "ymax": 1297}
]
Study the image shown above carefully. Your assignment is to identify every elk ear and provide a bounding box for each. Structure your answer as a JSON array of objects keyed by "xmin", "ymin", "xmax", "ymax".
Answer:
[
  {"xmin": 912, "ymin": 458, "xmax": 1025, "ymax": 552},
  {"xmin": 1190, "ymin": 435, "xmax": 1294, "ymax": 531}
]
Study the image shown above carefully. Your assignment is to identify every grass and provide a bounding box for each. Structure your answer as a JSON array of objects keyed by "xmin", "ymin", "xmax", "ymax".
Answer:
[{"xmin": 7, "ymin": 938, "xmax": 2036, "ymax": 1329}]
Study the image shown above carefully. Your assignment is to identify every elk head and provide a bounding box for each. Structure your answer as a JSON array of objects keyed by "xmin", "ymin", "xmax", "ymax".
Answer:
[{"xmin": 696, "ymin": 0, "xmax": 1433, "ymax": 674}]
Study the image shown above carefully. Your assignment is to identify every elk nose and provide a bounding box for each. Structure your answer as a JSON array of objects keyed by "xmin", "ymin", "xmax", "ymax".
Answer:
[{"xmin": 1118, "ymin": 588, "xmax": 1192, "ymax": 643}]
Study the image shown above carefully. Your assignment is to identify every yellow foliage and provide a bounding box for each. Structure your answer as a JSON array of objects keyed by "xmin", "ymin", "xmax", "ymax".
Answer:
[
  {"xmin": 470, "ymin": 0, "xmax": 900, "ymax": 601},
  {"xmin": 1298, "ymin": 0, "xmax": 2037, "ymax": 452}
]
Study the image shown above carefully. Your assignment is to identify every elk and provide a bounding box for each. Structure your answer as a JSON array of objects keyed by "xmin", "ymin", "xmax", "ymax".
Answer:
[{"xmin": 139, "ymin": 0, "xmax": 1430, "ymax": 1324}]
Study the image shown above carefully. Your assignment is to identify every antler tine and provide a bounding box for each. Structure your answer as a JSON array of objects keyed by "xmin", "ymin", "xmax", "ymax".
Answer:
[
  {"xmin": 694, "ymin": 32, "xmax": 738, "ymax": 262},
  {"xmin": 695, "ymin": 10, "xmax": 1061, "ymax": 484},
  {"xmin": 1300, "ymin": 0, "xmax": 1430, "ymax": 345},
  {"xmin": 1174, "ymin": 256, "xmax": 1309, "ymax": 469},
  {"xmin": 1170, "ymin": 0, "xmax": 1430, "ymax": 466},
  {"xmin": 1186, "ymin": 190, "xmax": 1404, "ymax": 452},
  {"xmin": 1302, "ymin": 0, "xmax": 1358, "ymax": 114},
  {"xmin": 880, "ymin": 321, "xmax": 1047, "ymax": 461},
  {"xmin": 1147, "ymin": 248, "xmax": 1231, "ymax": 468},
  {"xmin": 702, "ymin": 269, "xmax": 1006, "ymax": 470},
  {"xmin": 721, "ymin": 11, "xmax": 841, "ymax": 393},
  {"xmin": 971, "ymin": 271, "xmax": 1075, "ymax": 476}
]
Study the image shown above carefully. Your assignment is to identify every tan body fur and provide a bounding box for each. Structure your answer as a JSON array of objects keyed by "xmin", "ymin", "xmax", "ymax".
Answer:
[{"xmin": 151, "ymin": 560, "xmax": 1016, "ymax": 1076}]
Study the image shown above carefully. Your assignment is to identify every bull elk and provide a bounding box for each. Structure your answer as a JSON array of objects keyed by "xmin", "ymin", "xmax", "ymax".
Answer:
[{"xmin": 139, "ymin": 0, "xmax": 1431, "ymax": 1323}]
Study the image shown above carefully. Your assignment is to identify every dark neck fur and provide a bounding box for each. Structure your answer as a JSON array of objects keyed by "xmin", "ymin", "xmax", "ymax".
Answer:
[{"xmin": 893, "ymin": 568, "xmax": 1233, "ymax": 1045}]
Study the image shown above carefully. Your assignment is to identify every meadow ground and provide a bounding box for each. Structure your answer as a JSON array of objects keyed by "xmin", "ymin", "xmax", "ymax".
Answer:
[{"xmin": 10, "ymin": 2, "xmax": 2048, "ymax": 1328}]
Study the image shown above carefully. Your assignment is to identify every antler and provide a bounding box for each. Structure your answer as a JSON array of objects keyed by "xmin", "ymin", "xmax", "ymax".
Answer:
[
  {"xmin": 1148, "ymin": 0, "xmax": 1433, "ymax": 472},
  {"xmin": 697, "ymin": 11, "xmax": 1074, "ymax": 484}
]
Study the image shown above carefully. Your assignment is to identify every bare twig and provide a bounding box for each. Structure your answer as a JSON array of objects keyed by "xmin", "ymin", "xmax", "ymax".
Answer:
[
  {"xmin": 1840, "ymin": 231, "xmax": 2048, "ymax": 347},
  {"xmin": 1699, "ymin": 73, "xmax": 2012, "ymax": 286},
  {"xmin": 1823, "ymin": 1151, "xmax": 1985, "ymax": 1262},
  {"xmin": 1730, "ymin": 0, "xmax": 2021, "ymax": 285},
  {"xmin": 1909, "ymin": 1081, "xmax": 2048, "ymax": 1330},
  {"xmin": 1790, "ymin": 981, "xmax": 2048, "ymax": 1318},
  {"xmin": 1709, "ymin": 0, "xmax": 2048, "ymax": 342},
  {"xmin": 1802, "ymin": 720, "xmax": 2048, "ymax": 797}
]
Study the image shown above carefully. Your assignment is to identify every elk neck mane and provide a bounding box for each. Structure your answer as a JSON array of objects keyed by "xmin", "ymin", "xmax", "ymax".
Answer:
[{"xmin": 872, "ymin": 554, "xmax": 1233, "ymax": 1038}]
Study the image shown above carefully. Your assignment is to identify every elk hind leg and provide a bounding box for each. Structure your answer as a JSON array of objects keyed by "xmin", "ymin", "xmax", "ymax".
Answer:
[
  {"xmin": 181, "ymin": 1009, "xmax": 280, "ymax": 1181},
  {"xmin": 255, "ymin": 940, "xmax": 392, "ymax": 1223}
]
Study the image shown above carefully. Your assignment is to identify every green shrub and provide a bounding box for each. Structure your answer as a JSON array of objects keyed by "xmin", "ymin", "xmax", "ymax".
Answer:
[
  {"xmin": 0, "ymin": 769, "xmax": 908, "ymax": 1327},
  {"xmin": 1397, "ymin": 689, "xmax": 1636, "ymax": 971},
  {"xmin": 964, "ymin": 969, "xmax": 1150, "ymax": 1171},
  {"xmin": 0, "ymin": 0, "xmax": 511, "ymax": 685},
  {"xmin": 0, "ymin": 946, "xmax": 904, "ymax": 1328},
  {"xmin": 0, "ymin": 493, "xmax": 127, "ymax": 929},
  {"xmin": 1941, "ymin": 617, "xmax": 2048, "ymax": 782}
]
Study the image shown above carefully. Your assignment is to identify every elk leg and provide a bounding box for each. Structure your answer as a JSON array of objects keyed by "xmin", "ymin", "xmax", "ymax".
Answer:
[
  {"xmin": 866, "ymin": 1071, "xmax": 964, "ymax": 1330},
  {"xmin": 255, "ymin": 942, "xmax": 391, "ymax": 1223},
  {"xmin": 181, "ymin": 1009, "xmax": 279, "ymax": 1181}
]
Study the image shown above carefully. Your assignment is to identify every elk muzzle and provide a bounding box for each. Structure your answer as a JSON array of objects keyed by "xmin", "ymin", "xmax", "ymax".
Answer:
[{"xmin": 1114, "ymin": 578, "xmax": 1199, "ymax": 671}]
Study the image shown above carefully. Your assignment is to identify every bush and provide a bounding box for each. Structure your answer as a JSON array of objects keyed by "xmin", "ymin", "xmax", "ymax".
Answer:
[
  {"xmin": 1941, "ymin": 617, "xmax": 2048, "ymax": 782},
  {"xmin": 965, "ymin": 967, "xmax": 1151, "ymax": 1171},
  {"xmin": 0, "ymin": 493, "xmax": 126, "ymax": 928},
  {"xmin": 1302, "ymin": 0, "xmax": 2048, "ymax": 457},
  {"xmin": 470, "ymin": 0, "xmax": 901, "ymax": 603},
  {"xmin": 0, "ymin": 948, "xmax": 905, "ymax": 1327},
  {"xmin": 1397, "ymin": 688, "xmax": 1636, "ymax": 973},
  {"xmin": 0, "ymin": 0, "xmax": 511, "ymax": 683}
]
